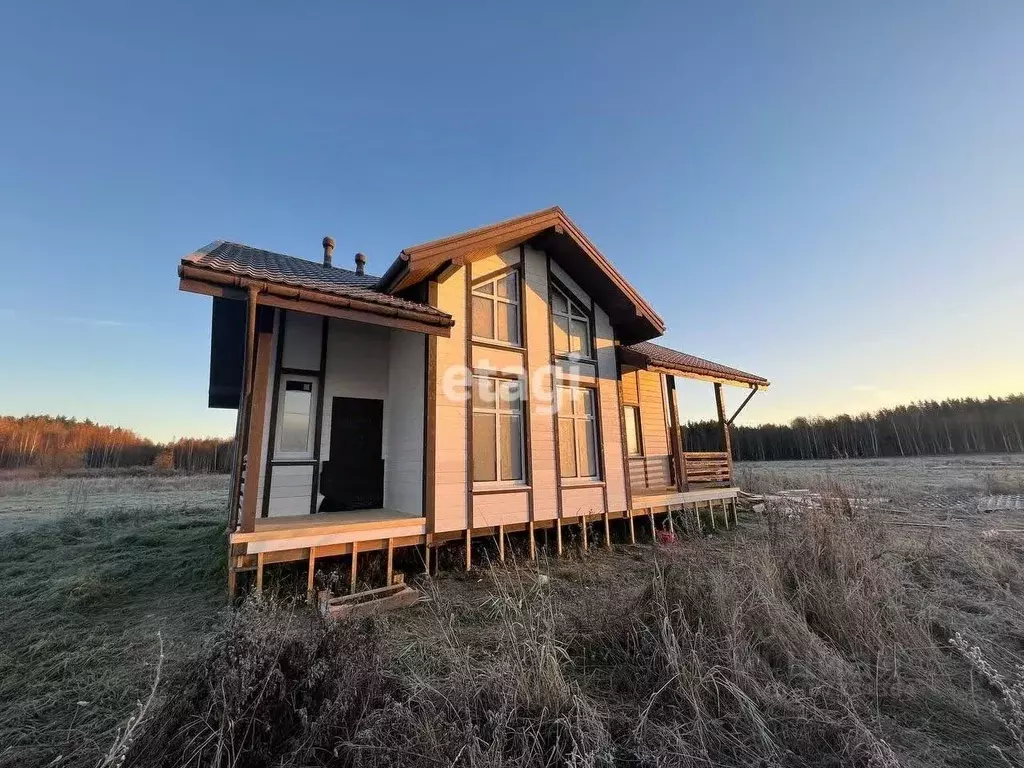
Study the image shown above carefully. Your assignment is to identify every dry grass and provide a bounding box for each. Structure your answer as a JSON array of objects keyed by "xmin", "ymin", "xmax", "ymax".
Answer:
[{"xmin": 4, "ymin": 459, "xmax": 1024, "ymax": 766}]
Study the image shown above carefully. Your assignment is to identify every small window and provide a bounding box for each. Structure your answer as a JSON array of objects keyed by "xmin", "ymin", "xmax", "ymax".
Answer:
[
  {"xmin": 557, "ymin": 385, "xmax": 599, "ymax": 480},
  {"xmin": 276, "ymin": 377, "xmax": 316, "ymax": 459},
  {"xmin": 623, "ymin": 405, "xmax": 643, "ymax": 457},
  {"xmin": 551, "ymin": 285, "xmax": 591, "ymax": 358},
  {"xmin": 472, "ymin": 375, "xmax": 525, "ymax": 483},
  {"xmin": 472, "ymin": 271, "xmax": 521, "ymax": 346}
]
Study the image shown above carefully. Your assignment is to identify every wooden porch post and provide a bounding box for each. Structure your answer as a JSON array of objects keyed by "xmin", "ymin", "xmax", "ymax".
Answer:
[
  {"xmin": 228, "ymin": 288, "xmax": 260, "ymax": 532},
  {"xmin": 239, "ymin": 298, "xmax": 273, "ymax": 533},
  {"xmin": 714, "ymin": 383, "xmax": 734, "ymax": 485},
  {"xmin": 666, "ymin": 376, "xmax": 687, "ymax": 492}
]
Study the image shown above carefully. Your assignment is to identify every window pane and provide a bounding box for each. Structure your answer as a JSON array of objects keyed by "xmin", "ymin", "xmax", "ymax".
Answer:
[
  {"xmin": 558, "ymin": 417, "xmax": 577, "ymax": 477},
  {"xmin": 496, "ymin": 300, "xmax": 519, "ymax": 344},
  {"xmin": 472, "ymin": 295, "xmax": 494, "ymax": 339},
  {"xmin": 472, "ymin": 413, "xmax": 497, "ymax": 482},
  {"xmin": 474, "ymin": 280, "xmax": 494, "ymax": 296},
  {"xmin": 624, "ymin": 407, "xmax": 641, "ymax": 456},
  {"xmin": 472, "ymin": 377, "xmax": 495, "ymax": 409},
  {"xmin": 574, "ymin": 387, "xmax": 594, "ymax": 416},
  {"xmin": 551, "ymin": 288, "xmax": 568, "ymax": 315},
  {"xmin": 499, "ymin": 414, "xmax": 523, "ymax": 481},
  {"xmin": 498, "ymin": 379, "xmax": 521, "ymax": 411},
  {"xmin": 578, "ymin": 420, "xmax": 598, "ymax": 478},
  {"xmin": 279, "ymin": 388, "xmax": 312, "ymax": 453},
  {"xmin": 557, "ymin": 386, "xmax": 573, "ymax": 415},
  {"xmin": 496, "ymin": 272, "xmax": 517, "ymax": 300},
  {"xmin": 570, "ymin": 319, "xmax": 589, "ymax": 355},
  {"xmin": 552, "ymin": 316, "xmax": 569, "ymax": 355}
]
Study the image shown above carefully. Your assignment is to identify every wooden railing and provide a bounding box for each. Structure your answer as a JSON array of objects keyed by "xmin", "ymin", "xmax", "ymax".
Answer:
[
  {"xmin": 683, "ymin": 451, "xmax": 732, "ymax": 487},
  {"xmin": 628, "ymin": 454, "xmax": 674, "ymax": 494}
]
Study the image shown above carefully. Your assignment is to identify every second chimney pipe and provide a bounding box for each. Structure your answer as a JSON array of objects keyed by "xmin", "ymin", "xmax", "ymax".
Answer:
[
  {"xmin": 322, "ymin": 236, "xmax": 335, "ymax": 267},
  {"xmin": 355, "ymin": 252, "xmax": 366, "ymax": 276}
]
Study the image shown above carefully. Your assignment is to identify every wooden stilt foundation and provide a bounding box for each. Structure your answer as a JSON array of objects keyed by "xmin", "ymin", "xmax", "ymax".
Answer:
[
  {"xmin": 256, "ymin": 552, "xmax": 264, "ymax": 594},
  {"xmin": 349, "ymin": 542, "xmax": 359, "ymax": 594},
  {"xmin": 603, "ymin": 512, "xmax": 611, "ymax": 550}
]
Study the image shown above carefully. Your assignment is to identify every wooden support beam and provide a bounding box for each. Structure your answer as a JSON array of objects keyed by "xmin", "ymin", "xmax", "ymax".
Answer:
[
  {"xmin": 666, "ymin": 376, "xmax": 688, "ymax": 492},
  {"xmin": 528, "ymin": 521, "xmax": 536, "ymax": 560},
  {"xmin": 708, "ymin": 499, "xmax": 716, "ymax": 530},
  {"xmin": 255, "ymin": 552, "xmax": 265, "ymax": 594},
  {"xmin": 306, "ymin": 546, "xmax": 317, "ymax": 598},
  {"xmin": 649, "ymin": 509, "xmax": 656, "ymax": 541},
  {"xmin": 465, "ymin": 528, "xmax": 472, "ymax": 571},
  {"xmin": 556, "ymin": 518, "xmax": 563, "ymax": 556},
  {"xmin": 693, "ymin": 503, "xmax": 702, "ymax": 534},
  {"xmin": 498, "ymin": 525, "xmax": 506, "ymax": 563},
  {"xmin": 227, "ymin": 565, "xmax": 238, "ymax": 602},
  {"xmin": 349, "ymin": 541, "xmax": 359, "ymax": 594},
  {"xmin": 603, "ymin": 512, "xmax": 611, "ymax": 550},
  {"xmin": 580, "ymin": 515, "xmax": 588, "ymax": 551},
  {"xmin": 714, "ymin": 383, "xmax": 734, "ymax": 484},
  {"xmin": 727, "ymin": 386, "xmax": 759, "ymax": 426},
  {"xmin": 424, "ymin": 539, "xmax": 431, "ymax": 575},
  {"xmin": 628, "ymin": 511, "xmax": 636, "ymax": 544},
  {"xmin": 385, "ymin": 538, "xmax": 394, "ymax": 585},
  {"xmin": 667, "ymin": 508, "xmax": 675, "ymax": 535}
]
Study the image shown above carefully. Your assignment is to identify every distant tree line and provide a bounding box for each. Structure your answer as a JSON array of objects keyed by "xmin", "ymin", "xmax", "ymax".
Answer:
[
  {"xmin": 0, "ymin": 415, "xmax": 233, "ymax": 474},
  {"xmin": 684, "ymin": 395, "xmax": 1024, "ymax": 461}
]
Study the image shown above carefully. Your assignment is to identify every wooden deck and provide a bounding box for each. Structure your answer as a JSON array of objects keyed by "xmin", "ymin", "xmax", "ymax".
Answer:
[
  {"xmin": 232, "ymin": 508, "xmax": 427, "ymax": 556},
  {"xmin": 630, "ymin": 485, "xmax": 740, "ymax": 510}
]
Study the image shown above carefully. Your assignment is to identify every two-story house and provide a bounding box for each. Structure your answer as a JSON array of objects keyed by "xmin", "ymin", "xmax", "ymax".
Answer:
[{"xmin": 177, "ymin": 207, "xmax": 768, "ymax": 596}]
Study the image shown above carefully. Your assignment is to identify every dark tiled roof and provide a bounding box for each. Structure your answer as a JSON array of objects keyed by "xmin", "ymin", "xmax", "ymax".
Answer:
[
  {"xmin": 183, "ymin": 241, "xmax": 450, "ymax": 320},
  {"xmin": 624, "ymin": 341, "xmax": 769, "ymax": 387}
]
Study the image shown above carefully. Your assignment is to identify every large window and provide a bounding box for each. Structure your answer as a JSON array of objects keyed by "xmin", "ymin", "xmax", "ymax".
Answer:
[
  {"xmin": 275, "ymin": 376, "xmax": 317, "ymax": 459},
  {"xmin": 551, "ymin": 285, "xmax": 591, "ymax": 358},
  {"xmin": 472, "ymin": 375, "xmax": 525, "ymax": 483},
  {"xmin": 557, "ymin": 385, "xmax": 599, "ymax": 480},
  {"xmin": 472, "ymin": 271, "xmax": 520, "ymax": 346},
  {"xmin": 623, "ymin": 405, "xmax": 643, "ymax": 457}
]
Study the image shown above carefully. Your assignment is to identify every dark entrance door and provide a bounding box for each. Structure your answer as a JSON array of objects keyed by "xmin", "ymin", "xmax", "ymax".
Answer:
[{"xmin": 319, "ymin": 397, "xmax": 385, "ymax": 512}]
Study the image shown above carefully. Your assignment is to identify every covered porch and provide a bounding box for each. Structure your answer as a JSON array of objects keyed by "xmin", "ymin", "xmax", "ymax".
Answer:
[{"xmin": 618, "ymin": 341, "xmax": 769, "ymax": 507}]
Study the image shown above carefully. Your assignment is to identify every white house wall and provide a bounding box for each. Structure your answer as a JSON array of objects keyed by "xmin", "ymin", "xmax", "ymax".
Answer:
[{"xmin": 385, "ymin": 328, "xmax": 425, "ymax": 515}]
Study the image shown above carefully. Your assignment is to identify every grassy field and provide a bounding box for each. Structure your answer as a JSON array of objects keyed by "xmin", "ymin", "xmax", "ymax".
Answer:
[{"xmin": 2, "ymin": 456, "xmax": 1024, "ymax": 767}]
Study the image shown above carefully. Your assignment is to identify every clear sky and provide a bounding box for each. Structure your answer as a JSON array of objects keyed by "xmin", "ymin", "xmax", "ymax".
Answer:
[{"xmin": 1, "ymin": 2, "xmax": 1021, "ymax": 441}]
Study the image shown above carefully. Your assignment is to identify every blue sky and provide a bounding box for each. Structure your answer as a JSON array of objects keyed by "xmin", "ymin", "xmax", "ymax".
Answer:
[{"xmin": 0, "ymin": 2, "xmax": 1021, "ymax": 441}]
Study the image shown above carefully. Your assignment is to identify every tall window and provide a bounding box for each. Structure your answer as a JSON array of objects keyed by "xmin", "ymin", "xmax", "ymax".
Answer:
[
  {"xmin": 557, "ymin": 386, "xmax": 599, "ymax": 479},
  {"xmin": 551, "ymin": 285, "xmax": 591, "ymax": 358},
  {"xmin": 623, "ymin": 405, "xmax": 643, "ymax": 457},
  {"xmin": 472, "ymin": 375, "xmax": 525, "ymax": 483},
  {"xmin": 276, "ymin": 376, "xmax": 317, "ymax": 459},
  {"xmin": 472, "ymin": 271, "xmax": 520, "ymax": 345}
]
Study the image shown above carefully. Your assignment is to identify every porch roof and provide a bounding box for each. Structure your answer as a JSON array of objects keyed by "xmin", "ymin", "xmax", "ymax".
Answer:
[
  {"xmin": 179, "ymin": 241, "xmax": 454, "ymax": 333},
  {"xmin": 620, "ymin": 341, "xmax": 769, "ymax": 388}
]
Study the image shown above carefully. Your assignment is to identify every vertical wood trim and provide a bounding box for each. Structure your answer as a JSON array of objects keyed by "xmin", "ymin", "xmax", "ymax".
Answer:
[
  {"xmin": 665, "ymin": 375, "xmax": 687, "ymax": 492},
  {"xmin": 229, "ymin": 288, "xmax": 260, "ymax": 530},
  {"xmin": 423, "ymin": 283, "xmax": 438, "ymax": 532},
  {"xmin": 261, "ymin": 310, "xmax": 285, "ymax": 518},
  {"xmin": 306, "ymin": 546, "xmax": 317, "ymax": 597},
  {"xmin": 589, "ymin": 295, "xmax": 610, "ymax": 514},
  {"xmin": 386, "ymin": 538, "xmax": 394, "ymax": 585},
  {"xmin": 464, "ymin": 267, "xmax": 474, "ymax": 531},
  {"xmin": 308, "ymin": 316, "xmax": 329, "ymax": 515},
  {"xmin": 349, "ymin": 541, "xmax": 359, "ymax": 593},
  {"xmin": 240, "ymin": 314, "xmax": 273, "ymax": 533},
  {"xmin": 615, "ymin": 361, "xmax": 634, "ymax": 512},
  {"xmin": 519, "ymin": 244, "xmax": 536, "ymax": 530},
  {"xmin": 546, "ymin": 254, "xmax": 564, "ymax": 521},
  {"xmin": 714, "ymin": 383, "xmax": 733, "ymax": 483}
]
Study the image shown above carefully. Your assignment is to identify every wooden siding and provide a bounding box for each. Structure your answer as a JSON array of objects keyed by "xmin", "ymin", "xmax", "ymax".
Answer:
[
  {"xmin": 471, "ymin": 343, "xmax": 525, "ymax": 373},
  {"xmin": 469, "ymin": 247, "xmax": 520, "ymax": 279},
  {"xmin": 473, "ymin": 489, "xmax": 530, "ymax": 527},
  {"xmin": 523, "ymin": 245, "xmax": 559, "ymax": 521},
  {"xmin": 432, "ymin": 266, "xmax": 469, "ymax": 532},
  {"xmin": 620, "ymin": 369, "xmax": 640, "ymax": 405},
  {"xmin": 637, "ymin": 369, "xmax": 669, "ymax": 457},
  {"xmin": 267, "ymin": 464, "xmax": 315, "ymax": 517},
  {"xmin": 561, "ymin": 485, "xmax": 604, "ymax": 517},
  {"xmin": 595, "ymin": 307, "xmax": 627, "ymax": 512}
]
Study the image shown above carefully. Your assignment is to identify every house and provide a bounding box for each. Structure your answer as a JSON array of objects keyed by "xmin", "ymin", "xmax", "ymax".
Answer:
[{"xmin": 177, "ymin": 207, "xmax": 769, "ymax": 596}]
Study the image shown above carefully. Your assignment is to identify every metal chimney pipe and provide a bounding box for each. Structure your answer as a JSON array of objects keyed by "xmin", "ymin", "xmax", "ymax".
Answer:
[
  {"xmin": 322, "ymin": 236, "xmax": 335, "ymax": 267},
  {"xmin": 355, "ymin": 252, "xmax": 366, "ymax": 276}
]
